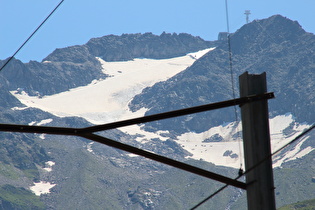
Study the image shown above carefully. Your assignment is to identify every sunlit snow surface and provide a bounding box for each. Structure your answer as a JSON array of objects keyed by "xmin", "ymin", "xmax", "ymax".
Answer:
[
  {"xmin": 12, "ymin": 48, "xmax": 213, "ymax": 124},
  {"xmin": 177, "ymin": 114, "xmax": 313, "ymax": 168},
  {"xmin": 11, "ymin": 48, "xmax": 314, "ymax": 169},
  {"xmin": 30, "ymin": 181, "xmax": 56, "ymax": 196},
  {"xmin": 30, "ymin": 161, "xmax": 56, "ymax": 196}
]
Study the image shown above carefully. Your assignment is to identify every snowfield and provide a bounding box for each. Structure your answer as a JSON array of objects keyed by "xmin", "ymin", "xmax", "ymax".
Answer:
[
  {"xmin": 11, "ymin": 48, "xmax": 213, "ymax": 124},
  {"xmin": 11, "ymin": 48, "xmax": 314, "ymax": 169}
]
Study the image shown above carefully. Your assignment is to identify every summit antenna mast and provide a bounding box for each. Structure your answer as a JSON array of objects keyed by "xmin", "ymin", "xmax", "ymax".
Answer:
[{"xmin": 244, "ymin": 10, "xmax": 251, "ymax": 24}]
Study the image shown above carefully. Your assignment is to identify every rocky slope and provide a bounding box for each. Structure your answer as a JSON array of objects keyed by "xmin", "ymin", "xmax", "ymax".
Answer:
[
  {"xmin": 0, "ymin": 33, "xmax": 214, "ymax": 97},
  {"xmin": 129, "ymin": 15, "xmax": 315, "ymax": 134},
  {"xmin": 0, "ymin": 33, "xmax": 215, "ymax": 209},
  {"xmin": 0, "ymin": 16, "xmax": 314, "ymax": 209}
]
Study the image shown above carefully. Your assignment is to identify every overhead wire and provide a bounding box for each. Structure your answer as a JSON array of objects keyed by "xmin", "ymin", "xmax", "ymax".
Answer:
[
  {"xmin": 191, "ymin": 10, "xmax": 315, "ymax": 206},
  {"xmin": 190, "ymin": 184, "xmax": 228, "ymax": 210},
  {"xmin": 0, "ymin": 0, "xmax": 65, "ymax": 72},
  {"xmin": 0, "ymin": 0, "xmax": 246, "ymax": 207},
  {"xmin": 190, "ymin": 123, "xmax": 315, "ymax": 209},
  {"xmin": 225, "ymin": 0, "xmax": 243, "ymax": 171},
  {"xmin": 1, "ymin": 1, "xmax": 312, "ymax": 208},
  {"xmin": 194, "ymin": 10, "xmax": 315, "ymax": 209},
  {"xmin": 270, "ymin": 123, "xmax": 315, "ymax": 159},
  {"xmin": 190, "ymin": 2, "xmax": 246, "ymax": 209},
  {"xmin": 0, "ymin": 94, "xmax": 274, "ymax": 191},
  {"xmin": 0, "ymin": 0, "xmax": 251, "ymax": 206}
]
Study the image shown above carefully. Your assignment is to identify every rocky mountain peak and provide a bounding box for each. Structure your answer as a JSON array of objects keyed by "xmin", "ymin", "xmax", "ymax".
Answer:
[
  {"xmin": 129, "ymin": 15, "xmax": 315, "ymax": 133},
  {"xmin": 0, "ymin": 14, "xmax": 314, "ymax": 209},
  {"xmin": 228, "ymin": 15, "xmax": 306, "ymax": 55},
  {"xmin": 44, "ymin": 32, "xmax": 215, "ymax": 62},
  {"xmin": 1, "ymin": 33, "xmax": 215, "ymax": 97}
]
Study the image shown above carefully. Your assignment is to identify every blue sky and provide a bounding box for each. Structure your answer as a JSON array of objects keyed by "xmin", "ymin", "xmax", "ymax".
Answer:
[{"xmin": 1, "ymin": 0, "xmax": 315, "ymax": 62}]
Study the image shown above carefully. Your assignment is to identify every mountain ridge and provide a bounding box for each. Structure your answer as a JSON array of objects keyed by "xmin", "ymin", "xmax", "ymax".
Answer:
[
  {"xmin": 0, "ymin": 33, "xmax": 214, "ymax": 97},
  {"xmin": 0, "ymin": 15, "xmax": 314, "ymax": 209},
  {"xmin": 43, "ymin": 32, "xmax": 216, "ymax": 62},
  {"xmin": 129, "ymin": 15, "xmax": 315, "ymax": 134}
]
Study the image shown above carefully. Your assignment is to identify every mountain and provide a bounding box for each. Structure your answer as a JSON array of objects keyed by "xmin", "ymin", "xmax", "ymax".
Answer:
[
  {"xmin": 0, "ymin": 32, "xmax": 216, "ymax": 209},
  {"xmin": 0, "ymin": 57, "xmax": 104, "ymax": 96},
  {"xmin": 0, "ymin": 15, "xmax": 314, "ymax": 209},
  {"xmin": 1, "ymin": 33, "xmax": 214, "ymax": 97},
  {"xmin": 129, "ymin": 15, "xmax": 315, "ymax": 134}
]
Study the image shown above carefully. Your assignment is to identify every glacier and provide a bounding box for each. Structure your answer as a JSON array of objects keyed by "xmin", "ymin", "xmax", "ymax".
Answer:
[{"xmin": 10, "ymin": 48, "xmax": 314, "ymax": 169}]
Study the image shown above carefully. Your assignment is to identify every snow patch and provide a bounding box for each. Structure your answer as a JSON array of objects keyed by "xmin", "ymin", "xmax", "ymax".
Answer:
[
  {"xmin": 30, "ymin": 181, "xmax": 56, "ymax": 196},
  {"xmin": 29, "ymin": 119, "xmax": 53, "ymax": 126},
  {"xmin": 32, "ymin": 162, "xmax": 56, "ymax": 195},
  {"xmin": 118, "ymin": 125, "xmax": 169, "ymax": 143},
  {"xmin": 187, "ymin": 48, "xmax": 214, "ymax": 59},
  {"xmin": 43, "ymin": 161, "xmax": 55, "ymax": 172},
  {"xmin": 273, "ymin": 136, "xmax": 314, "ymax": 167},
  {"xmin": 87, "ymin": 142, "xmax": 94, "ymax": 153},
  {"xmin": 177, "ymin": 121, "xmax": 243, "ymax": 168},
  {"xmin": 270, "ymin": 114, "xmax": 309, "ymax": 153},
  {"xmin": 29, "ymin": 121, "xmax": 36, "ymax": 126},
  {"xmin": 177, "ymin": 114, "xmax": 313, "ymax": 168},
  {"xmin": 11, "ymin": 106, "xmax": 29, "ymax": 111},
  {"xmin": 126, "ymin": 153, "xmax": 139, "ymax": 157},
  {"xmin": 36, "ymin": 119, "xmax": 53, "ymax": 126}
]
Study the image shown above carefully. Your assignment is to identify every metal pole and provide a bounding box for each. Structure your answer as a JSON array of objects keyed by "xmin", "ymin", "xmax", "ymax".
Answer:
[{"xmin": 239, "ymin": 72, "xmax": 276, "ymax": 210}]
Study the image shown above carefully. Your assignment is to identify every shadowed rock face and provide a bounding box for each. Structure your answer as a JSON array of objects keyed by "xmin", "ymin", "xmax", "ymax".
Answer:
[{"xmin": 0, "ymin": 57, "xmax": 104, "ymax": 96}]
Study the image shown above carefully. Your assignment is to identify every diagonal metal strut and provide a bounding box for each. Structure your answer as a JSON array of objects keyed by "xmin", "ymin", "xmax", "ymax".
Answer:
[
  {"xmin": 81, "ymin": 92, "xmax": 274, "ymax": 133},
  {"xmin": 79, "ymin": 133, "xmax": 247, "ymax": 189},
  {"xmin": 0, "ymin": 93, "xmax": 273, "ymax": 135},
  {"xmin": 0, "ymin": 93, "xmax": 274, "ymax": 189},
  {"xmin": 0, "ymin": 125, "xmax": 246, "ymax": 189}
]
